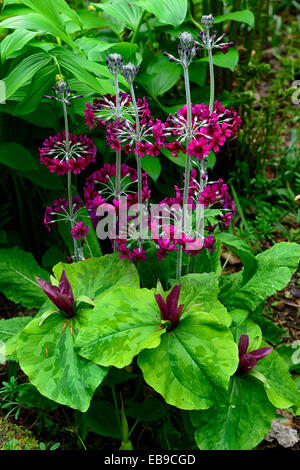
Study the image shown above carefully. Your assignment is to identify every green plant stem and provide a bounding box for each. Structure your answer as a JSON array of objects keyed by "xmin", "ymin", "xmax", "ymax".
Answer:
[
  {"xmin": 114, "ymin": 74, "xmax": 122, "ymax": 252},
  {"xmin": 129, "ymin": 81, "xmax": 143, "ymax": 247},
  {"xmin": 111, "ymin": 385, "xmax": 122, "ymax": 436},
  {"xmin": 131, "ymin": 9, "xmax": 145, "ymax": 44},
  {"xmin": 176, "ymin": 65, "xmax": 193, "ymax": 279},
  {"xmin": 207, "ymin": 30, "xmax": 215, "ymax": 114},
  {"xmin": 63, "ymin": 100, "xmax": 80, "ymax": 262}
]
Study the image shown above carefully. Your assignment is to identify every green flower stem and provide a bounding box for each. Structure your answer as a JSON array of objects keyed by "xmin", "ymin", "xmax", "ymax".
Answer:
[
  {"xmin": 62, "ymin": 99, "xmax": 80, "ymax": 262},
  {"xmin": 176, "ymin": 65, "xmax": 193, "ymax": 279},
  {"xmin": 206, "ymin": 29, "xmax": 215, "ymax": 114},
  {"xmin": 114, "ymin": 74, "xmax": 122, "ymax": 253},
  {"xmin": 129, "ymin": 81, "xmax": 143, "ymax": 247}
]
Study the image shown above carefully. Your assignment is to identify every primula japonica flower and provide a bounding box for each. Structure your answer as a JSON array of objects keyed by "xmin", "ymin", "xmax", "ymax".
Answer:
[
  {"xmin": 155, "ymin": 284, "xmax": 184, "ymax": 329},
  {"xmin": 44, "ymin": 196, "xmax": 84, "ymax": 232},
  {"xmin": 71, "ymin": 221, "xmax": 90, "ymax": 242},
  {"xmin": 39, "ymin": 132, "xmax": 97, "ymax": 175},
  {"xmin": 36, "ymin": 270, "xmax": 75, "ymax": 318},
  {"xmin": 236, "ymin": 334, "xmax": 273, "ymax": 375}
]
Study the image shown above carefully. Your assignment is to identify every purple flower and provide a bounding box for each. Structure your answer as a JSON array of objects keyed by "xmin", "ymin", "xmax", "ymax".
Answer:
[
  {"xmin": 236, "ymin": 334, "xmax": 273, "ymax": 375},
  {"xmin": 36, "ymin": 270, "xmax": 75, "ymax": 318},
  {"xmin": 155, "ymin": 284, "xmax": 184, "ymax": 329},
  {"xmin": 71, "ymin": 221, "xmax": 90, "ymax": 242}
]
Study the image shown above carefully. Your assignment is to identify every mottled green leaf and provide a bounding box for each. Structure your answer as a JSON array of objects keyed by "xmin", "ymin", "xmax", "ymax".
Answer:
[
  {"xmin": 17, "ymin": 314, "xmax": 107, "ymax": 412},
  {"xmin": 138, "ymin": 310, "xmax": 238, "ymax": 410},
  {"xmin": 52, "ymin": 254, "xmax": 139, "ymax": 301},
  {"xmin": 191, "ymin": 375, "xmax": 275, "ymax": 450},
  {"xmin": 177, "ymin": 273, "xmax": 231, "ymax": 326},
  {"xmin": 77, "ymin": 287, "xmax": 165, "ymax": 368}
]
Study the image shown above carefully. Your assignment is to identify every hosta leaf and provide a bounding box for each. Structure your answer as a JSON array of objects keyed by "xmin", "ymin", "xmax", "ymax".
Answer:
[
  {"xmin": 138, "ymin": 309, "xmax": 238, "ymax": 410},
  {"xmin": 199, "ymin": 48, "xmax": 239, "ymax": 72},
  {"xmin": 3, "ymin": 52, "xmax": 51, "ymax": 99},
  {"xmin": 94, "ymin": 0, "xmax": 143, "ymax": 30},
  {"xmin": 0, "ymin": 143, "xmax": 38, "ymax": 171},
  {"xmin": 76, "ymin": 287, "xmax": 165, "ymax": 369},
  {"xmin": 134, "ymin": 0, "xmax": 187, "ymax": 26},
  {"xmin": 214, "ymin": 10, "xmax": 255, "ymax": 28},
  {"xmin": 0, "ymin": 29, "xmax": 37, "ymax": 62},
  {"xmin": 0, "ymin": 246, "xmax": 50, "ymax": 308},
  {"xmin": 191, "ymin": 375, "xmax": 275, "ymax": 450},
  {"xmin": 137, "ymin": 55, "xmax": 181, "ymax": 97},
  {"xmin": 223, "ymin": 242, "xmax": 300, "ymax": 311},
  {"xmin": 52, "ymin": 254, "xmax": 139, "ymax": 301},
  {"xmin": 17, "ymin": 314, "xmax": 107, "ymax": 412},
  {"xmin": 177, "ymin": 273, "xmax": 231, "ymax": 326}
]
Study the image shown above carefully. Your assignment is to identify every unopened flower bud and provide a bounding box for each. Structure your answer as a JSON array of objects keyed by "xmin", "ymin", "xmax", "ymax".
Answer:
[
  {"xmin": 106, "ymin": 53, "xmax": 124, "ymax": 75},
  {"xmin": 121, "ymin": 63, "xmax": 140, "ymax": 83},
  {"xmin": 179, "ymin": 32, "xmax": 195, "ymax": 50},
  {"xmin": 201, "ymin": 14, "xmax": 214, "ymax": 26}
]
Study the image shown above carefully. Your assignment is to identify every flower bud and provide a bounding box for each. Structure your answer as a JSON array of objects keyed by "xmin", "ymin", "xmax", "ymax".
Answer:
[
  {"xmin": 106, "ymin": 53, "xmax": 124, "ymax": 75},
  {"xmin": 179, "ymin": 31, "xmax": 195, "ymax": 50},
  {"xmin": 201, "ymin": 14, "xmax": 214, "ymax": 26},
  {"xmin": 121, "ymin": 63, "xmax": 140, "ymax": 83}
]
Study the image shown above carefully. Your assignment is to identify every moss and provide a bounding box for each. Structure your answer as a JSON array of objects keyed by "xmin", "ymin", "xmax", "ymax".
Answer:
[{"xmin": 0, "ymin": 416, "xmax": 40, "ymax": 450}]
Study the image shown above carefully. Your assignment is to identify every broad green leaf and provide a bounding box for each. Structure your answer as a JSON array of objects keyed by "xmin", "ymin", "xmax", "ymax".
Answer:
[
  {"xmin": 94, "ymin": 0, "xmax": 143, "ymax": 30},
  {"xmin": 134, "ymin": 0, "xmax": 187, "ymax": 26},
  {"xmin": 14, "ymin": 64, "xmax": 57, "ymax": 115},
  {"xmin": 76, "ymin": 287, "xmax": 165, "ymax": 368},
  {"xmin": 187, "ymin": 239, "xmax": 221, "ymax": 276},
  {"xmin": 223, "ymin": 242, "xmax": 300, "ymax": 311},
  {"xmin": 20, "ymin": 164, "xmax": 64, "ymax": 190},
  {"xmin": 0, "ymin": 29, "xmax": 37, "ymax": 62},
  {"xmin": 229, "ymin": 309, "xmax": 262, "ymax": 351},
  {"xmin": 138, "ymin": 310, "xmax": 238, "ymax": 410},
  {"xmin": 177, "ymin": 273, "xmax": 231, "ymax": 326},
  {"xmin": 53, "ymin": 254, "xmax": 139, "ymax": 301},
  {"xmin": 0, "ymin": 143, "xmax": 38, "ymax": 171},
  {"xmin": 140, "ymin": 154, "xmax": 161, "ymax": 181},
  {"xmin": 0, "ymin": 317, "xmax": 33, "ymax": 361},
  {"xmin": 214, "ymin": 10, "xmax": 255, "ymax": 28},
  {"xmin": 199, "ymin": 48, "xmax": 239, "ymax": 72},
  {"xmin": 3, "ymin": 52, "xmax": 51, "ymax": 99},
  {"xmin": 256, "ymin": 347, "xmax": 300, "ymax": 409},
  {"xmin": 82, "ymin": 400, "xmax": 121, "ymax": 438},
  {"xmin": 137, "ymin": 55, "xmax": 181, "ymax": 97},
  {"xmin": 215, "ymin": 232, "xmax": 257, "ymax": 284},
  {"xmin": 191, "ymin": 375, "xmax": 275, "ymax": 450},
  {"xmin": 126, "ymin": 398, "xmax": 168, "ymax": 422},
  {"xmin": 0, "ymin": 246, "xmax": 50, "ymax": 308},
  {"xmin": 0, "ymin": 13, "xmax": 76, "ymax": 48},
  {"xmin": 17, "ymin": 314, "xmax": 107, "ymax": 411},
  {"xmin": 160, "ymin": 148, "xmax": 186, "ymax": 168}
]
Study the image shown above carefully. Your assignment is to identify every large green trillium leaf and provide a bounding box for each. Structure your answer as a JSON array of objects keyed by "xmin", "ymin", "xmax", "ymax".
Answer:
[
  {"xmin": 52, "ymin": 253, "xmax": 139, "ymax": 300},
  {"xmin": 17, "ymin": 313, "xmax": 107, "ymax": 412},
  {"xmin": 255, "ymin": 346, "xmax": 300, "ymax": 409},
  {"xmin": 229, "ymin": 309, "xmax": 262, "ymax": 351},
  {"xmin": 0, "ymin": 317, "xmax": 33, "ymax": 361},
  {"xmin": 191, "ymin": 374, "xmax": 276, "ymax": 450},
  {"xmin": 76, "ymin": 287, "xmax": 165, "ymax": 368},
  {"xmin": 138, "ymin": 309, "xmax": 238, "ymax": 410},
  {"xmin": 177, "ymin": 273, "xmax": 231, "ymax": 327}
]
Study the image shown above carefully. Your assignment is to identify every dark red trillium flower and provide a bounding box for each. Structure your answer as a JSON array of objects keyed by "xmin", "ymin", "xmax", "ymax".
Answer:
[
  {"xmin": 236, "ymin": 334, "xmax": 273, "ymax": 375},
  {"xmin": 36, "ymin": 270, "xmax": 75, "ymax": 318},
  {"xmin": 155, "ymin": 284, "xmax": 184, "ymax": 329}
]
